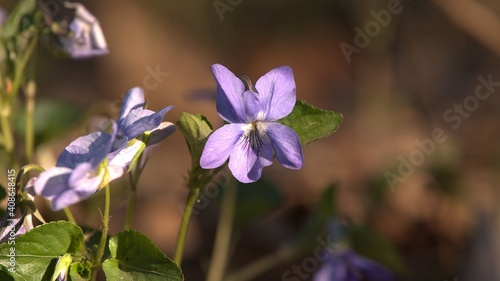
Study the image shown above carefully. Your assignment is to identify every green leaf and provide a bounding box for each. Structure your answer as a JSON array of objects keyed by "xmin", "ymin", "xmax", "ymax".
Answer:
[
  {"xmin": 14, "ymin": 100, "xmax": 84, "ymax": 147},
  {"xmin": 102, "ymin": 230, "xmax": 183, "ymax": 281},
  {"xmin": 0, "ymin": 221, "xmax": 84, "ymax": 281},
  {"xmin": 1, "ymin": 0, "xmax": 38, "ymax": 39},
  {"xmin": 278, "ymin": 100, "xmax": 343, "ymax": 145}
]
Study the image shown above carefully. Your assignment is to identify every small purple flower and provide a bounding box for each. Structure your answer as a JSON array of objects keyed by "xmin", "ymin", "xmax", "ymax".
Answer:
[
  {"xmin": 34, "ymin": 87, "xmax": 175, "ymax": 210},
  {"xmin": 107, "ymin": 87, "xmax": 175, "ymax": 172},
  {"xmin": 115, "ymin": 87, "xmax": 175, "ymax": 148},
  {"xmin": 35, "ymin": 128, "xmax": 116, "ymax": 211},
  {"xmin": 41, "ymin": 2, "xmax": 108, "ymax": 58},
  {"xmin": 200, "ymin": 64, "xmax": 303, "ymax": 183},
  {"xmin": 314, "ymin": 250, "xmax": 397, "ymax": 281}
]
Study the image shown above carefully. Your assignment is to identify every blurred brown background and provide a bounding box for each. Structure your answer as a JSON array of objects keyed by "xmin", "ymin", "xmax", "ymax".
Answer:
[{"xmin": 2, "ymin": 0, "xmax": 500, "ymax": 280}]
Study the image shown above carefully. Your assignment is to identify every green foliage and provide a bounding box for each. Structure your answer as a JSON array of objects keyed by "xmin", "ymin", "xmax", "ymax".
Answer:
[
  {"xmin": 0, "ymin": 221, "xmax": 84, "ymax": 281},
  {"xmin": 14, "ymin": 100, "xmax": 84, "ymax": 147},
  {"xmin": 348, "ymin": 225, "xmax": 410, "ymax": 277},
  {"xmin": 290, "ymin": 184, "xmax": 336, "ymax": 252},
  {"xmin": 233, "ymin": 179, "xmax": 284, "ymax": 228},
  {"xmin": 102, "ymin": 230, "xmax": 183, "ymax": 281},
  {"xmin": 68, "ymin": 260, "xmax": 92, "ymax": 281},
  {"xmin": 1, "ymin": 0, "xmax": 38, "ymax": 39},
  {"xmin": 279, "ymin": 100, "xmax": 343, "ymax": 145}
]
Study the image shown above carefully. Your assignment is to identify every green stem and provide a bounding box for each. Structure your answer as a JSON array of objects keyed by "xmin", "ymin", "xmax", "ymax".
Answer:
[
  {"xmin": 92, "ymin": 184, "xmax": 111, "ymax": 280},
  {"xmin": 24, "ymin": 81, "xmax": 36, "ymax": 163},
  {"xmin": 123, "ymin": 133, "xmax": 150, "ymax": 230},
  {"xmin": 123, "ymin": 185, "xmax": 136, "ymax": 231},
  {"xmin": 123, "ymin": 155, "xmax": 143, "ymax": 231},
  {"xmin": 9, "ymin": 34, "xmax": 38, "ymax": 104},
  {"xmin": 0, "ymin": 107, "xmax": 15, "ymax": 168},
  {"xmin": 223, "ymin": 247, "xmax": 294, "ymax": 281},
  {"xmin": 206, "ymin": 181, "xmax": 237, "ymax": 281},
  {"xmin": 173, "ymin": 187, "xmax": 200, "ymax": 266},
  {"xmin": 63, "ymin": 207, "xmax": 77, "ymax": 225}
]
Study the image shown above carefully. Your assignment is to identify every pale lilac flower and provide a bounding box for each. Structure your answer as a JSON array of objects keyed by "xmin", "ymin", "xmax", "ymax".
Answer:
[
  {"xmin": 314, "ymin": 250, "xmax": 397, "ymax": 281},
  {"xmin": 34, "ymin": 88, "xmax": 175, "ymax": 210},
  {"xmin": 35, "ymin": 127, "xmax": 116, "ymax": 211},
  {"xmin": 63, "ymin": 3, "xmax": 108, "ymax": 58},
  {"xmin": 107, "ymin": 87, "xmax": 175, "ymax": 174},
  {"xmin": 200, "ymin": 64, "xmax": 303, "ymax": 183},
  {"xmin": 0, "ymin": 7, "xmax": 6, "ymax": 25},
  {"xmin": 41, "ymin": 2, "xmax": 108, "ymax": 58},
  {"xmin": 114, "ymin": 87, "xmax": 175, "ymax": 148}
]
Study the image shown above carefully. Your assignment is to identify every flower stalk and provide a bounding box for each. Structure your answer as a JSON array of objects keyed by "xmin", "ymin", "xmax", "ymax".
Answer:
[
  {"xmin": 207, "ymin": 180, "xmax": 237, "ymax": 281},
  {"xmin": 25, "ymin": 80, "xmax": 36, "ymax": 163},
  {"xmin": 124, "ymin": 153, "xmax": 144, "ymax": 230},
  {"xmin": 92, "ymin": 184, "xmax": 111, "ymax": 280},
  {"xmin": 173, "ymin": 187, "xmax": 200, "ymax": 266}
]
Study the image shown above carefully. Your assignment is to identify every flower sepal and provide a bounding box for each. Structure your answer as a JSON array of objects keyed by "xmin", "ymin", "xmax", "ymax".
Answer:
[
  {"xmin": 96, "ymin": 158, "xmax": 112, "ymax": 190},
  {"xmin": 176, "ymin": 112, "xmax": 216, "ymax": 190},
  {"xmin": 52, "ymin": 253, "xmax": 72, "ymax": 281},
  {"xmin": 124, "ymin": 137, "xmax": 147, "ymax": 173}
]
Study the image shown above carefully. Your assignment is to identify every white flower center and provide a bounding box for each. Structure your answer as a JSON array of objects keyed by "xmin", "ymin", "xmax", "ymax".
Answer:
[{"xmin": 242, "ymin": 121, "xmax": 269, "ymax": 149}]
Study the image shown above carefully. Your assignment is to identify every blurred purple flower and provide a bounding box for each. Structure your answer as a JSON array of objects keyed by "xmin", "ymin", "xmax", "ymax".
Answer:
[
  {"xmin": 41, "ymin": 2, "xmax": 108, "ymax": 58},
  {"xmin": 200, "ymin": 64, "xmax": 303, "ymax": 183},
  {"xmin": 0, "ymin": 6, "xmax": 7, "ymax": 25},
  {"xmin": 1, "ymin": 179, "xmax": 37, "ymax": 242},
  {"xmin": 314, "ymin": 250, "xmax": 397, "ymax": 281},
  {"xmin": 63, "ymin": 3, "xmax": 108, "ymax": 58}
]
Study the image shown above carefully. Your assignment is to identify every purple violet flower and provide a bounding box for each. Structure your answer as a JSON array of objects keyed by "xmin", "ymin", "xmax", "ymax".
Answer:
[
  {"xmin": 34, "ymin": 87, "xmax": 175, "ymax": 210},
  {"xmin": 200, "ymin": 64, "xmax": 303, "ymax": 183},
  {"xmin": 107, "ymin": 87, "xmax": 175, "ymax": 173},
  {"xmin": 35, "ymin": 127, "xmax": 116, "ymax": 211},
  {"xmin": 115, "ymin": 87, "xmax": 175, "ymax": 148},
  {"xmin": 314, "ymin": 250, "xmax": 397, "ymax": 281},
  {"xmin": 64, "ymin": 3, "xmax": 108, "ymax": 58}
]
